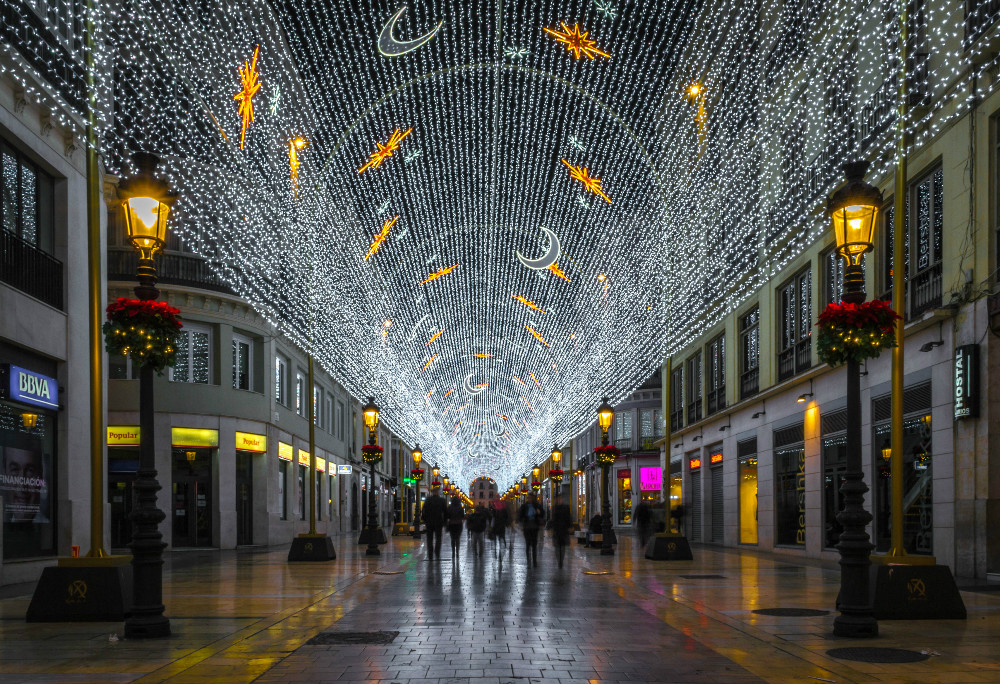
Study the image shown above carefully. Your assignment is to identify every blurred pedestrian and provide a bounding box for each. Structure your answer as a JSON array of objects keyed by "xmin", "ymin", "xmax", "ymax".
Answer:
[
  {"xmin": 446, "ymin": 496, "xmax": 465, "ymax": 558},
  {"xmin": 422, "ymin": 486, "xmax": 447, "ymax": 560},
  {"xmin": 550, "ymin": 493, "xmax": 572, "ymax": 568},
  {"xmin": 467, "ymin": 505, "xmax": 488, "ymax": 558},
  {"xmin": 518, "ymin": 493, "xmax": 543, "ymax": 567},
  {"xmin": 635, "ymin": 499, "xmax": 652, "ymax": 549}
]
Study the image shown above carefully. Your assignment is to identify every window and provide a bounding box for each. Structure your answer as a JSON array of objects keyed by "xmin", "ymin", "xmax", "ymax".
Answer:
[
  {"xmin": 325, "ymin": 395, "xmax": 333, "ymax": 433},
  {"xmin": 278, "ymin": 460, "xmax": 288, "ymax": 520},
  {"xmin": 669, "ymin": 365, "xmax": 684, "ymax": 431},
  {"xmin": 775, "ymin": 445, "xmax": 806, "ymax": 546},
  {"xmin": 910, "ymin": 167, "xmax": 944, "ymax": 316},
  {"xmin": 686, "ymin": 353, "xmax": 702, "ymax": 424},
  {"xmin": 881, "ymin": 196, "xmax": 909, "ymax": 297},
  {"xmin": 739, "ymin": 306, "xmax": 760, "ymax": 399},
  {"xmin": 275, "ymin": 355, "xmax": 288, "ymax": 406},
  {"xmin": 777, "ymin": 268, "xmax": 811, "ymax": 382},
  {"xmin": 1, "ymin": 137, "xmax": 54, "ymax": 253},
  {"xmin": 313, "ymin": 386, "xmax": 323, "ymax": 427},
  {"xmin": 295, "ymin": 371, "xmax": 306, "ymax": 417},
  {"xmin": 823, "ymin": 247, "xmax": 846, "ymax": 307},
  {"xmin": 232, "ymin": 334, "xmax": 252, "ymax": 390},
  {"xmin": 336, "ymin": 400, "xmax": 345, "ymax": 440},
  {"xmin": 615, "ymin": 411, "xmax": 633, "ymax": 445},
  {"xmin": 171, "ymin": 324, "xmax": 212, "ymax": 384},
  {"xmin": 706, "ymin": 334, "xmax": 725, "ymax": 415}
]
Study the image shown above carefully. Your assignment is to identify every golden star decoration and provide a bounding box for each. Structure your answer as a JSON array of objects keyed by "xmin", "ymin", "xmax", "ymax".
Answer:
[
  {"xmin": 233, "ymin": 46, "xmax": 262, "ymax": 150},
  {"xmin": 548, "ymin": 262, "xmax": 571, "ymax": 281},
  {"xmin": 358, "ymin": 127, "xmax": 413, "ymax": 174},
  {"xmin": 289, "ymin": 136, "xmax": 308, "ymax": 192},
  {"xmin": 365, "ymin": 215, "xmax": 398, "ymax": 261},
  {"xmin": 561, "ymin": 159, "xmax": 612, "ymax": 203},
  {"xmin": 512, "ymin": 294, "xmax": 545, "ymax": 312},
  {"xmin": 544, "ymin": 22, "xmax": 610, "ymax": 61},
  {"xmin": 420, "ymin": 263, "xmax": 459, "ymax": 285}
]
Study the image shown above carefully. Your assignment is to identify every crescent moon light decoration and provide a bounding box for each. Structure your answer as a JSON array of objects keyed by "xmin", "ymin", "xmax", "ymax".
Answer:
[
  {"xmin": 378, "ymin": 7, "xmax": 443, "ymax": 57},
  {"xmin": 464, "ymin": 374, "xmax": 485, "ymax": 395},
  {"xmin": 517, "ymin": 227, "xmax": 561, "ymax": 270}
]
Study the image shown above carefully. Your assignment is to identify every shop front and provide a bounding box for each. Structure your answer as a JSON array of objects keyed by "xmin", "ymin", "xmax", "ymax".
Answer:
[
  {"xmin": 616, "ymin": 468, "xmax": 632, "ymax": 524},
  {"xmin": 737, "ymin": 437, "xmax": 758, "ymax": 545},
  {"xmin": 1, "ymin": 363, "xmax": 58, "ymax": 561},
  {"xmin": 235, "ymin": 431, "xmax": 266, "ymax": 546},
  {"xmin": 171, "ymin": 427, "xmax": 218, "ymax": 548},
  {"xmin": 106, "ymin": 426, "xmax": 141, "ymax": 549}
]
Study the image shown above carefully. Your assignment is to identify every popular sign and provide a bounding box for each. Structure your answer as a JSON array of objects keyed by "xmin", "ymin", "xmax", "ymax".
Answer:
[
  {"xmin": 2, "ymin": 364, "xmax": 58, "ymax": 410},
  {"xmin": 170, "ymin": 427, "xmax": 219, "ymax": 448},
  {"xmin": 235, "ymin": 431, "xmax": 267, "ymax": 452},
  {"xmin": 107, "ymin": 426, "xmax": 141, "ymax": 446},
  {"xmin": 954, "ymin": 344, "xmax": 979, "ymax": 420},
  {"xmin": 278, "ymin": 442, "xmax": 293, "ymax": 461}
]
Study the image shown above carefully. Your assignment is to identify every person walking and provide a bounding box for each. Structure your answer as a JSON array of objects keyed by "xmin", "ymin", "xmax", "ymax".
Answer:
[
  {"xmin": 446, "ymin": 496, "xmax": 465, "ymax": 558},
  {"xmin": 467, "ymin": 505, "xmax": 488, "ymax": 558},
  {"xmin": 518, "ymin": 493, "xmax": 543, "ymax": 568},
  {"xmin": 635, "ymin": 499, "xmax": 653, "ymax": 550},
  {"xmin": 422, "ymin": 486, "xmax": 447, "ymax": 560},
  {"xmin": 491, "ymin": 500, "xmax": 509, "ymax": 556},
  {"xmin": 550, "ymin": 493, "xmax": 572, "ymax": 569}
]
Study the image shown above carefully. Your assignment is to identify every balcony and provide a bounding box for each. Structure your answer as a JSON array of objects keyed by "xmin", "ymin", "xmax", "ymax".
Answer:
[
  {"xmin": 965, "ymin": 0, "xmax": 1000, "ymax": 50},
  {"xmin": 108, "ymin": 248, "xmax": 235, "ymax": 294},
  {"xmin": 910, "ymin": 263, "xmax": 942, "ymax": 318},
  {"xmin": 777, "ymin": 338, "xmax": 811, "ymax": 383},
  {"xmin": 706, "ymin": 387, "xmax": 726, "ymax": 416},
  {"xmin": 1, "ymin": 229, "xmax": 63, "ymax": 309},
  {"xmin": 740, "ymin": 367, "xmax": 759, "ymax": 400},
  {"xmin": 614, "ymin": 436, "xmax": 661, "ymax": 454}
]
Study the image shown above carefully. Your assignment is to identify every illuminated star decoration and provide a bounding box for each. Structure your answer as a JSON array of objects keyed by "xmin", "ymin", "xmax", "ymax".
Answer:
[
  {"xmin": 576, "ymin": 194, "xmax": 590, "ymax": 210},
  {"xmin": 420, "ymin": 264, "xmax": 459, "ymax": 285},
  {"xmin": 568, "ymin": 135, "xmax": 586, "ymax": 152},
  {"xmin": 505, "ymin": 46, "xmax": 530, "ymax": 59},
  {"xmin": 424, "ymin": 329, "xmax": 444, "ymax": 346},
  {"xmin": 525, "ymin": 325, "xmax": 551, "ymax": 348},
  {"xmin": 358, "ymin": 127, "xmax": 413, "ymax": 174},
  {"xmin": 543, "ymin": 23, "xmax": 611, "ymax": 61},
  {"xmin": 288, "ymin": 136, "xmax": 307, "ymax": 193},
  {"xmin": 548, "ymin": 263, "xmax": 570, "ymax": 281},
  {"xmin": 233, "ymin": 45, "xmax": 262, "ymax": 150},
  {"xmin": 594, "ymin": 0, "xmax": 618, "ymax": 19},
  {"xmin": 405, "ymin": 148, "xmax": 423, "ymax": 164},
  {"xmin": 561, "ymin": 159, "xmax": 612, "ymax": 203},
  {"xmin": 365, "ymin": 215, "xmax": 398, "ymax": 261},
  {"xmin": 512, "ymin": 294, "xmax": 545, "ymax": 312}
]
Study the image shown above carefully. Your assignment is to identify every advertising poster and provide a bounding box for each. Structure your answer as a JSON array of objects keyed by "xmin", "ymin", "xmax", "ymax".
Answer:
[{"xmin": 1, "ymin": 445, "xmax": 51, "ymax": 523}]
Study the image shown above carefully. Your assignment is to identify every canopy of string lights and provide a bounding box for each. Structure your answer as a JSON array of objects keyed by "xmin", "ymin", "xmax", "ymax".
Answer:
[{"xmin": 17, "ymin": 0, "xmax": 982, "ymax": 487}]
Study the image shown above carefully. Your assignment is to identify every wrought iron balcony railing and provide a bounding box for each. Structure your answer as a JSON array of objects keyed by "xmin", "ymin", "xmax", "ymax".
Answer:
[
  {"xmin": 1, "ymin": 229, "xmax": 63, "ymax": 309},
  {"xmin": 108, "ymin": 248, "xmax": 235, "ymax": 294}
]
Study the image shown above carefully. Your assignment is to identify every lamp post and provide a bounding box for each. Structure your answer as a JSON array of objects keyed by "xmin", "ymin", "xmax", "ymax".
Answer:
[
  {"xmin": 828, "ymin": 161, "xmax": 881, "ymax": 638},
  {"xmin": 361, "ymin": 397, "xmax": 382, "ymax": 556},
  {"xmin": 411, "ymin": 444, "xmax": 423, "ymax": 538},
  {"xmin": 118, "ymin": 152, "xmax": 176, "ymax": 639},
  {"xmin": 597, "ymin": 397, "xmax": 615, "ymax": 556},
  {"xmin": 550, "ymin": 443, "xmax": 563, "ymax": 498},
  {"xmin": 531, "ymin": 465, "xmax": 541, "ymax": 498}
]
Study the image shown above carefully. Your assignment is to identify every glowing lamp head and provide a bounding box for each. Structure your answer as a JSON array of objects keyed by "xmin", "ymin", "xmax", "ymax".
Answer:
[
  {"xmin": 597, "ymin": 397, "xmax": 614, "ymax": 434},
  {"xmin": 443, "ymin": 475, "xmax": 449, "ymax": 487},
  {"xmin": 827, "ymin": 161, "xmax": 882, "ymax": 266},
  {"xmin": 118, "ymin": 152, "xmax": 176, "ymax": 259},
  {"xmin": 362, "ymin": 396, "xmax": 380, "ymax": 431},
  {"xmin": 412, "ymin": 444, "xmax": 422, "ymax": 464},
  {"xmin": 521, "ymin": 474, "xmax": 528, "ymax": 485},
  {"xmin": 551, "ymin": 443, "xmax": 561, "ymax": 464},
  {"xmin": 532, "ymin": 466, "xmax": 541, "ymax": 480},
  {"xmin": 432, "ymin": 464, "xmax": 440, "ymax": 478},
  {"xmin": 21, "ymin": 412, "xmax": 38, "ymax": 429}
]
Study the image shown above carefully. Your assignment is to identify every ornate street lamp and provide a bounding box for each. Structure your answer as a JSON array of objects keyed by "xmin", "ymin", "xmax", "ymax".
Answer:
[
  {"xmin": 550, "ymin": 443, "xmax": 564, "ymax": 497},
  {"xmin": 531, "ymin": 465, "xmax": 541, "ymax": 493},
  {"xmin": 596, "ymin": 396, "xmax": 616, "ymax": 555},
  {"xmin": 828, "ymin": 161, "xmax": 881, "ymax": 638},
  {"xmin": 411, "ymin": 444, "xmax": 424, "ymax": 538},
  {"xmin": 361, "ymin": 397, "xmax": 383, "ymax": 556},
  {"xmin": 118, "ymin": 152, "xmax": 176, "ymax": 639},
  {"xmin": 443, "ymin": 474, "xmax": 450, "ymax": 496}
]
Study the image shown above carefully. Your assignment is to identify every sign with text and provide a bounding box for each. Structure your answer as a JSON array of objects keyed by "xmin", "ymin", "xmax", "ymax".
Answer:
[
  {"xmin": 639, "ymin": 467, "xmax": 661, "ymax": 491},
  {"xmin": 954, "ymin": 344, "xmax": 979, "ymax": 420},
  {"xmin": 235, "ymin": 431, "xmax": 267, "ymax": 453},
  {"xmin": 2, "ymin": 364, "xmax": 58, "ymax": 410},
  {"xmin": 316, "ymin": 457, "xmax": 326, "ymax": 473},
  {"xmin": 689, "ymin": 458, "xmax": 702, "ymax": 470},
  {"xmin": 278, "ymin": 442, "xmax": 293, "ymax": 461},
  {"xmin": 337, "ymin": 464, "xmax": 353, "ymax": 475},
  {"xmin": 170, "ymin": 427, "xmax": 219, "ymax": 448},
  {"xmin": 710, "ymin": 452, "xmax": 723, "ymax": 465},
  {"xmin": 106, "ymin": 426, "xmax": 140, "ymax": 446},
  {"xmin": 297, "ymin": 449, "xmax": 311, "ymax": 467}
]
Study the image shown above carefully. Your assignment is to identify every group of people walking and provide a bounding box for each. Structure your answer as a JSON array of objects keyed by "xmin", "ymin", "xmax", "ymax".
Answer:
[{"xmin": 418, "ymin": 487, "xmax": 574, "ymax": 568}]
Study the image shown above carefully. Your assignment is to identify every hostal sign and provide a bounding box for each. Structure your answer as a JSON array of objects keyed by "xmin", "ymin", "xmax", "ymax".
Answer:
[{"xmin": 954, "ymin": 344, "xmax": 979, "ymax": 420}]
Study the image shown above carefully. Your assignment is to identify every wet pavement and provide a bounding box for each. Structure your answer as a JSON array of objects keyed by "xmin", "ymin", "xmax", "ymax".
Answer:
[{"xmin": 0, "ymin": 531, "xmax": 998, "ymax": 683}]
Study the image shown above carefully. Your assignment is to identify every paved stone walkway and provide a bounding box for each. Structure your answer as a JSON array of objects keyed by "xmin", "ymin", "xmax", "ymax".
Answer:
[{"xmin": 0, "ymin": 532, "xmax": 998, "ymax": 683}]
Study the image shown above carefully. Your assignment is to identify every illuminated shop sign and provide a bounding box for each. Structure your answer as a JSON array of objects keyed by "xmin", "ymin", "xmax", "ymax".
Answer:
[
  {"xmin": 954, "ymin": 344, "xmax": 979, "ymax": 420},
  {"xmin": 170, "ymin": 427, "xmax": 219, "ymax": 448},
  {"xmin": 107, "ymin": 426, "xmax": 140, "ymax": 446},
  {"xmin": 639, "ymin": 467, "xmax": 661, "ymax": 491},
  {"xmin": 689, "ymin": 458, "xmax": 701, "ymax": 470},
  {"xmin": 2, "ymin": 364, "xmax": 58, "ymax": 410},
  {"xmin": 278, "ymin": 442, "xmax": 293, "ymax": 461},
  {"xmin": 297, "ymin": 449, "xmax": 310, "ymax": 466},
  {"xmin": 235, "ymin": 431, "xmax": 267, "ymax": 452},
  {"xmin": 337, "ymin": 464, "xmax": 353, "ymax": 475},
  {"xmin": 710, "ymin": 452, "xmax": 723, "ymax": 465},
  {"xmin": 316, "ymin": 457, "xmax": 326, "ymax": 473}
]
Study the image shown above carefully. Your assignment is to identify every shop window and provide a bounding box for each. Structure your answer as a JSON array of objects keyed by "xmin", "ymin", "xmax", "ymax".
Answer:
[
  {"xmin": 686, "ymin": 352, "xmax": 702, "ymax": 424},
  {"xmin": 617, "ymin": 469, "xmax": 632, "ymax": 524},
  {"xmin": 872, "ymin": 413, "xmax": 933, "ymax": 555},
  {"xmin": 297, "ymin": 465, "xmax": 306, "ymax": 520},
  {"xmin": 278, "ymin": 459, "xmax": 288, "ymax": 520},
  {"xmin": 171, "ymin": 324, "xmax": 212, "ymax": 384},
  {"xmin": 1, "ymin": 402, "xmax": 56, "ymax": 559},
  {"xmin": 706, "ymin": 333, "xmax": 725, "ymax": 415},
  {"xmin": 821, "ymin": 409, "xmax": 847, "ymax": 549},
  {"xmin": 777, "ymin": 268, "xmax": 811, "ymax": 382},
  {"xmin": 669, "ymin": 365, "xmax": 684, "ymax": 431},
  {"xmin": 773, "ymin": 422, "xmax": 806, "ymax": 546},
  {"xmin": 232, "ymin": 333, "xmax": 252, "ymax": 391},
  {"xmin": 1, "ymin": 137, "xmax": 55, "ymax": 253},
  {"xmin": 316, "ymin": 474, "xmax": 322, "ymax": 521},
  {"xmin": 328, "ymin": 474, "xmax": 335, "ymax": 520},
  {"xmin": 275, "ymin": 355, "xmax": 288, "ymax": 406},
  {"xmin": 668, "ymin": 458, "xmax": 682, "ymax": 533},
  {"xmin": 739, "ymin": 306, "xmax": 760, "ymax": 399},
  {"xmin": 295, "ymin": 371, "xmax": 306, "ymax": 417},
  {"xmin": 737, "ymin": 438, "xmax": 758, "ymax": 544}
]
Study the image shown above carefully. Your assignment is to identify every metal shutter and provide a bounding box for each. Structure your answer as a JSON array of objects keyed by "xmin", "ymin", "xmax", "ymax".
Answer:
[
  {"xmin": 690, "ymin": 470, "xmax": 702, "ymax": 541},
  {"xmin": 711, "ymin": 466, "xmax": 724, "ymax": 543}
]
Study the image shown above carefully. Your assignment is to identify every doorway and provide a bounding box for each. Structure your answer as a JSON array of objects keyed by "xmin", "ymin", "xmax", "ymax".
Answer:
[
  {"xmin": 351, "ymin": 481, "xmax": 359, "ymax": 531},
  {"xmin": 172, "ymin": 448, "xmax": 213, "ymax": 547},
  {"xmin": 108, "ymin": 450, "xmax": 138, "ymax": 549},
  {"xmin": 236, "ymin": 451, "xmax": 253, "ymax": 546}
]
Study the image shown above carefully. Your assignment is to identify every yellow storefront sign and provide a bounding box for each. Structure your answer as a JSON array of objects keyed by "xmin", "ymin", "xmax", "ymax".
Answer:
[
  {"xmin": 278, "ymin": 442, "xmax": 293, "ymax": 461},
  {"xmin": 171, "ymin": 427, "xmax": 219, "ymax": 448},
  {"xmin": 316, "ymin": 457, "xmax": 326, "ymax": 473},
  {"xmin": 235, "ymin": 431, "xmax": 267, "ymax": 453},
  {"xmin": 297, "ymin": 449, "xmax": 311, "ymax": 467},
  {"xmin": 107, "ymin": 426, "xmax": 140, "ymax": 446}
]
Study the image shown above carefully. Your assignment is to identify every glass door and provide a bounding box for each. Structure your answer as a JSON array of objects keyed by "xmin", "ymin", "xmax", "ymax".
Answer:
[
  {"xmin": 236, "ymin": 451, "xmax": 253, "ymax": 545},
  {"xmin": 172, "ymin": 449, "xmax": 213, "ymax": 547}
]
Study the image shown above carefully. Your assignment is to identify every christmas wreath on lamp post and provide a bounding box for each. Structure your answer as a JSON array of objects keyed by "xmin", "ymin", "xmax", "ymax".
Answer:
[
  {"xmin": 594, "ymin": 444, "xmax": 620, "ymax": 465},
  {"xmin": 816, "ymin": 299, "xmax": 900, "ymax": 367},
  {"xmin": 411, "ymin": 468, "xmax": 424, "ymax": 482},
  {"xmin": 362, "ymin": 443, "xmax": 384, "ymax": 463},
  {"xmin": 103, "ymin": 297, "xmax": 183, "ymax": 374}
]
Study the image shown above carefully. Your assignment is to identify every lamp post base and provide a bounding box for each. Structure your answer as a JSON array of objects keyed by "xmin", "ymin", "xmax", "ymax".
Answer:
[
  {"xmin": 870, "ymin": 564, "xmax": 966, "ymax": 620},
  {"xmin": 26, "ymin": 556, "xmax": 132, "ymax": 622},
  {"xmin": 644, "ymin": 533, "xmax": 694, "ymax": 561},
  {"xmin": 357, "ymin": 527, "xmax": 387, "ymax": 544},
  {"xmin": 288, "ymin": 533, "xmax": 336, "ymax": 562}
]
